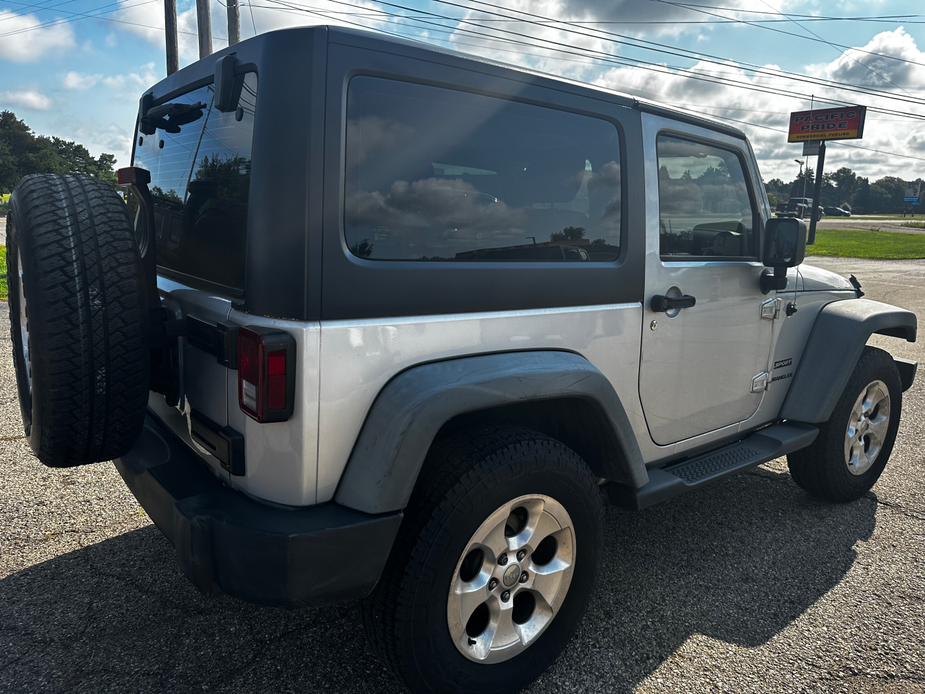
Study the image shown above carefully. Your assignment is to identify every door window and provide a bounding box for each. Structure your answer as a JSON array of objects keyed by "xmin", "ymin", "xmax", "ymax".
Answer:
[{"xmin": 656, "ymin": 134, "xmax": 758, "ymax": 259}]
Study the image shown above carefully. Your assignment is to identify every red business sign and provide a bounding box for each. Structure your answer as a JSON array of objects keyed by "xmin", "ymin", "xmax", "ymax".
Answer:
[{"xmin": 787, "ymin": 106, "xmax": 867, "ymax": 143}]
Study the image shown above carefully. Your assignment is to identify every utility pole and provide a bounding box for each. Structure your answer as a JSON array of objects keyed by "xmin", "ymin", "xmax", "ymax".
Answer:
[
  {"xmin": 227, "ymin": 0, "xmax": 240, "ymax": 45},
  {"xmin": 196, "ymin": 0, "xmax": 212, "ymax": 59},
  {"xmin": 164, "ymin": 0, "xmax": 178, "ymax": 75}
]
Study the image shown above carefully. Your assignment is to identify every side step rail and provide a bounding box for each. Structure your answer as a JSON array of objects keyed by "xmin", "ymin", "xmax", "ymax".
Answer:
[{"xmin": 608, "ymin": 422, "xmax": 818, "ymax": 511}]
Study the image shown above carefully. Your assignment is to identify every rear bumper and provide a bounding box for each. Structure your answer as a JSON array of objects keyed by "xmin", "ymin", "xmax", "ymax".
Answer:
[{"xmin": 114, "ymin": 413, "xmax": 403, "ymax": 608}]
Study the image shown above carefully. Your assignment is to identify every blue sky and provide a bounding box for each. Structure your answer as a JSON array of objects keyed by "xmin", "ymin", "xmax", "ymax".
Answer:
[{"xmin": 3, "ymin": 0, "xmax": 925, "ymax": 183}]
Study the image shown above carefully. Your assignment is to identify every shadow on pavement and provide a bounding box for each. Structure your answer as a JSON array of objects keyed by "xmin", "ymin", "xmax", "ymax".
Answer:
[{"xmin": 0, "ymin": 466, "xmax": 876, "ymax": 693}]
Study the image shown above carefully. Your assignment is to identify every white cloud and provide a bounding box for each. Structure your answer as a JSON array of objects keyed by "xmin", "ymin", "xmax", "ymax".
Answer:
[
  {"xmin": 437, "ymin": 14, "xmax": 925, "ymax": 183},
  {"xmin": 807, "ymin": 28, "xmax": 925, "ymax": 91},
  {"xmin": 48, "ymin": 118, "xmax": 134, "ymax": 168},
  {"xmin": 112, "ymin": 0, "xmax": 386, "ymax": 66},
  {"xmin": 63, "ymin": 72, "xmax": 103, "ymax": 90},
  {"xmin": 112, "ymin": 0, "xmax": 164, "ymax": 44},
  {"xmin": 0, "ymin": 10, "xmax": 75, "ymax": 62},
  {"xmin": 101, "ymin": 63, "xmax": 161, "ymax": 97},
  {"xmin": 0, "ymin": 89, "xmax": 52, "ymax": 110},
  {"xmin": 588, "ymin": 48, "xmax": 925, "ymax": 182}
]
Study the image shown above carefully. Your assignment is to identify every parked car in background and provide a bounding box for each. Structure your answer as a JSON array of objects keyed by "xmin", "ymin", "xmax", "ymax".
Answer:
[
  {"xmin": 777, "ymin": 197, "xmax": 824, "ymax": 221},
  {"xmin": 824, "ymin": 207, "xmax": 852, "ymax": 217}
]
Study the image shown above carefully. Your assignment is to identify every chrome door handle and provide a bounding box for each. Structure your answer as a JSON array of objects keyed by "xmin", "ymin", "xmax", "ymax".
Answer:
[{"xmin": 651, "ymin": 294, "xmax": 696, "ymax": 312}]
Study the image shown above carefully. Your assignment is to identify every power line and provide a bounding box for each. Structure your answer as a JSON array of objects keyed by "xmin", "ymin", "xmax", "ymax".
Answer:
[
  {"xmin": 258, "ymin": 0, "xmax": 925, "ymax": 124},
  {"xmin": 0, "ymin": 0, "xmax": 157, "ymax": 39},
  {"xmin": 211, "ymin": 7, "xmax": 925, "ymax": 24},
  {"xmin": 654, "ymin": 0, "xmax": 925, "ymax": 69},
  {"xmin": 439, "ymin": 0, "xmax": 925, "ymax": 100},
  {"xmin": 713, "ymin": 0, "xmax": 911, "ymax": 96},
  {"xmin": 249, "ymin": 1, "xmax": 925, "ymax": 168},
  {"xmin": 0, "ymin": 0, "xmax": 229, "ymax": 41},
  {"xmin": 0, "ymin": 0, "xmax": 81, "ymax": 23}
]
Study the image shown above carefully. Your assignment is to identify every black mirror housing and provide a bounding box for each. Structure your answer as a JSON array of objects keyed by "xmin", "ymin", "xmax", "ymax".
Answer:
[
  {"xmin": 214, "ymin": 54, "xmax": 245, "ymax": 113},
  {"xmin": 764, "ymin": 217, "xmax": 806, "ymax": 268}
]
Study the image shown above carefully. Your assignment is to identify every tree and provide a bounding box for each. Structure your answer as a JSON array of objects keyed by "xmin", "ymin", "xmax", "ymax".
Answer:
[
  {"xmin": 764, "ymin": 178, "xmax": 788, "ymax": 203},
  {"xmin": 790, "ymin": 168, "xmax": 814, "ymax": 200},
  {"xmin": 550, "ymin": 226, "xmax": 585, "ymax": 242},
  {"xmin": 829, "ymin": 167, "xmax": 858, "ymax": 206},
  {"xmin": 852, "ymin": 177, "xmax": 872, "ymax": 214},
  {"xmin": 874, "ymin": 176, "xmax": 906, "ymax": 213},
  {"xmin": 0, "ymin": 110, "xmax": 118, "ymax": 193},
  {"xmin": 350, "ymin": 238, "xmax": 374, "ymax": 258}
]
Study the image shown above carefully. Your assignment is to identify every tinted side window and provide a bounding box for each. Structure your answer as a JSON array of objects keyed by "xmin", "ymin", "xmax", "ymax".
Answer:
[
  {"xmin": 134, "ymin": 73, "xmax": 257, "ymax": 292},
  {"xmin": 344, "ymin": 77, "xmax": 621, "ymax": 262},
  {"xmin": 656, "ymin": 134, "xmax": 758, "ymax": 259}
]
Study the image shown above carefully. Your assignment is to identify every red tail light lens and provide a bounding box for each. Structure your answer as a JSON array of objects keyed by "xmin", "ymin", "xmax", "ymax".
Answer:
[
  {"xmin": 117, "ymin": 166, "xmax": 151, "ymax": 186},
  {"xmin": 237, "ymin": 327, "xmax": 296, "ymax": 422}
]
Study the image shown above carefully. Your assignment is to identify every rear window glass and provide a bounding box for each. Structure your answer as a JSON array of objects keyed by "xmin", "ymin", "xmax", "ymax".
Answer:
[
  {"xmin": 133, "ymin": 73, "xmax": 257, "ymax": 292},
  {"xmin": 345, "ymin": 77, "xmax": 622, "ymax": 262}
]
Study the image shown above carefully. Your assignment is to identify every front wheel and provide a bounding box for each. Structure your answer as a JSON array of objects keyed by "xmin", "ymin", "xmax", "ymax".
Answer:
[
  {"xmin": 362, "ymin": 425, "xmax": 604, "ymax": 693},
  {"xmin": 788, "ymin": 347, "xmax": 902, "ymax": 501}
]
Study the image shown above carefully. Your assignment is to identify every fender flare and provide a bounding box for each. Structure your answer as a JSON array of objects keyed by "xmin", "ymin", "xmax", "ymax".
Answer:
[
  {"xmin": 333, "ymin": 351, "xmax": 648, "ymax": 514},
  {"xmin": 780, "ymin": 299, "xmax": 917, "ymax": 424}
]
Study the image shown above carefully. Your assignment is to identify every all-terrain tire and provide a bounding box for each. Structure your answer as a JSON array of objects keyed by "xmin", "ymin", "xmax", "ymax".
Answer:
[
  {"xmin": 787, "ymin": 346, "xmax": 902, "ymax": 501},
  {"xmin": 362, "ymin": 425, "xmax": 605, "ymax": 694},
  {"xmin": 7, "ymin": 174, "xmax": 149, "ymax": 467}
]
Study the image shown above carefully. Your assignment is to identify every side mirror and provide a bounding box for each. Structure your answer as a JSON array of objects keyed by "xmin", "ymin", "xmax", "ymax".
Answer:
[{"xmin": 761, "ymin": 217, "xmax": 806, "ymax": 293}]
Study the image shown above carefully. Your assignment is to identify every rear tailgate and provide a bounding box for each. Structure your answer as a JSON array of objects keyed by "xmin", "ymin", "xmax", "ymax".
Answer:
[{"xmin": 134, "ymin": 72, "xmax": 320, "ymax": 506}]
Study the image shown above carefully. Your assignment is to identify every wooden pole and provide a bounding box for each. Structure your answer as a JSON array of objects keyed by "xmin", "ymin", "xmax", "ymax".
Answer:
[
  {"xmin": 227, "ymin": 0, "xmax": 240, "ymax": 45},
  {"xmin": 164, "ymin": 0, "xmax": 178, "ymax": 74},
  {"xmin": 196, "ymin": 0, "xmax": 212, "ymax": 59}
]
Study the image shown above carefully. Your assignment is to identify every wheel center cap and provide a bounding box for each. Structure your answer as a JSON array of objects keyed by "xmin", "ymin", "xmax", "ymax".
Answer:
[{"xmin": 502, "ymin": 563, "xmax": 521, "ymax": 587}]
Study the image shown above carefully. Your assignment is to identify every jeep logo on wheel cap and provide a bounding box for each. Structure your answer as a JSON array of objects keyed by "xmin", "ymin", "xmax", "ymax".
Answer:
[{"xmin": 503, "ymin": 564, "xmax": 521, "ymax": 587}]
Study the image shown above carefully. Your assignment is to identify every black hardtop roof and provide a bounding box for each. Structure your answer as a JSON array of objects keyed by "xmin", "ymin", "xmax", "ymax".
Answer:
[
  {"xmin": 144, "ymin": 24, "xmax": 746, "ymax": 140},
  {"xmin": 327, "ymin": 26, "xmax": 747, "ymax": 139}
]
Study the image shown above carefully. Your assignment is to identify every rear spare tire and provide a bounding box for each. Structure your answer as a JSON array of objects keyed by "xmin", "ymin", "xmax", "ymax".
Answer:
[{"xmin": 7, "ymin": 174, "xmax": 149, "ymax": 467}]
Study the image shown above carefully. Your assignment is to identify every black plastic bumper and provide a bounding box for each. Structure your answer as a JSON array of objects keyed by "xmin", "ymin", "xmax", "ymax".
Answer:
[{"xmin": 114, "ymin": 413, "xmax": 403, "ymax": 608}]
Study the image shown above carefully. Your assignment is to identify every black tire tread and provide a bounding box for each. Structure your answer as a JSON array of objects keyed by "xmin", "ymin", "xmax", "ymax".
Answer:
[
  {"xmin": 787, "ymin": 346, "xmax": 901, "ymax": 501},
  {"xmin": 8, "ymin": 173, "xmax": 149, "ymax": 467},
  {"xmin": 361, "ymin": 424, "xmax": 604, "ymax": 693}
]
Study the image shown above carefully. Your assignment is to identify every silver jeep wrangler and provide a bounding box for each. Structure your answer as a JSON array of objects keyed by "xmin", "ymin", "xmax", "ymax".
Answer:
[{"xmin": 6, "ymin": 26, "xmax": 917, "ymax": 694}]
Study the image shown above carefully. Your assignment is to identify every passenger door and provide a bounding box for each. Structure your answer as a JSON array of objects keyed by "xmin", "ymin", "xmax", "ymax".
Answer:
[{"xmin": 638, "ymin": 121, "xmax": 773, "ymax": 445}]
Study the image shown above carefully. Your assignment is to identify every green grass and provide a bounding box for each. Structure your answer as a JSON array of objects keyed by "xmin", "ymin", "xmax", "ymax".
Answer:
[
  {"xmin": 901, "ymin": 221, "xmax": 925, "ymax": 228},
  {"xmin": 0, "ymin": 246, "xmax": 7, "ymax": 301},
  {"xmin": 809, "ymin": 228, "xmax": 925, "ymax": 259}
]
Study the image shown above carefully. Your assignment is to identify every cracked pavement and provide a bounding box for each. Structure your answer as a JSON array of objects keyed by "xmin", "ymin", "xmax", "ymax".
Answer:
[{"xmin": 1, "ymin": 257, "xmax": 924, "ymax": 693}]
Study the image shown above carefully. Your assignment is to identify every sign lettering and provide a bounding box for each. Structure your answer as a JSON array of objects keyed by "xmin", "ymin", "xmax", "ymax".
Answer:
[{"xmin": 788, "ymin": 106, "xmax": 867, "ymax": 143}]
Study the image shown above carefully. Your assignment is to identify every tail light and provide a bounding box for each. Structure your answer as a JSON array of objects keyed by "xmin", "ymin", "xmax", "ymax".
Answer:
[
  {"xmin": 237, "ymin": 326, "xmax": 296, "ymax": 423},
  {"xmin": 117, "ymin": 166, "xmax": 151, "ymax": 186}
]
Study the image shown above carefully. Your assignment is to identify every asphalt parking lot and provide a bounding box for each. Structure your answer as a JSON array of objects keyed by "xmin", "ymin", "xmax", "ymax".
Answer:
[{"xmin": 1, "ymin": 257, "xmax": 924, "ymax": 694}]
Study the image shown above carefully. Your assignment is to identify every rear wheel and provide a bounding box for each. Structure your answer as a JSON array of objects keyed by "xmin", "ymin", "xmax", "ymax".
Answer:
[
  {"xmin": 787, "ymin": 347, "xmax": 902, "ymax": 501},
  {"xmin": 7, "ymin": 174, "xmax": 150, "ymax": 467},
  {"xmin": 362, "ymin": 425, "xmax": 604, "ymax": 693}
]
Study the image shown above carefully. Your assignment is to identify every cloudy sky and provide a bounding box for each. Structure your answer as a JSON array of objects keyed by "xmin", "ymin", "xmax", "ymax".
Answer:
[{"xmin": 3, "ymin": 0, "xmax": 925, "ymax": 183}]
